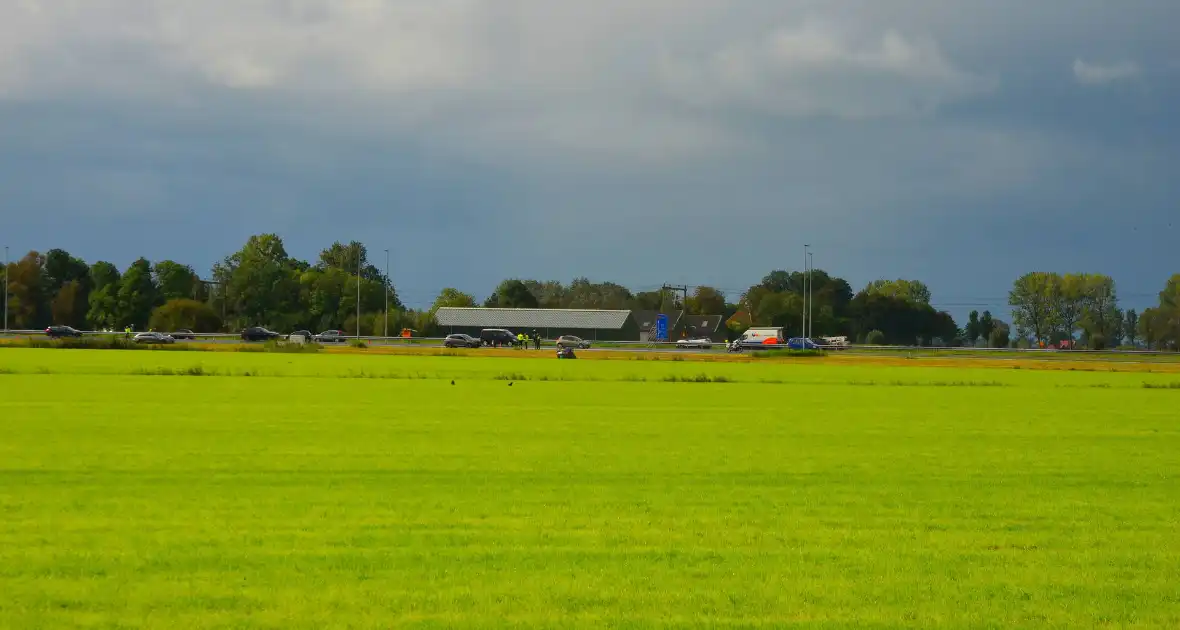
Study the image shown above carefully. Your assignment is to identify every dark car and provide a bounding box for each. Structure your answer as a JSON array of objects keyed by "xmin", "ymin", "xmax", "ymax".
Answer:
[
  {"xmin": 315, "ymin": 330, "xmax": 347, "ymax": 343},
  {"xmin": 443, "ymin": 334, "xmax": 482, "ymax": 348},
  {"xmin": 45, "ymin": 326, "xmax": 84, "ymax": 338},
  {"xmin": 288, "ymin": 330, "xmax": 314, "ymax": 342},
  {"xmin": 240, "ymin": 326, "xmax": 282, "ymax": 342},
  {"xmin": 479, "ymin": 328, "xmax": 520, "ymax": 347},
  {"xmin": 172, "ymin": 329, "xmax": 196, "ymax": 340}
]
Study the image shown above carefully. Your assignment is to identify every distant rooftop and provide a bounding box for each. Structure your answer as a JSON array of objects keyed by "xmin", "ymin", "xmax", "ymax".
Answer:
[{"xmin": 435, "ymin": 307, "xmax": 632, "ymax": 330}]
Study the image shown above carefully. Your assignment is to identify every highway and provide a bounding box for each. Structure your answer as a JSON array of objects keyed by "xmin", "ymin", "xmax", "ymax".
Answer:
[{"xmin": 3, "ymin": 330, "xmax": 1176, "ymax": 360}]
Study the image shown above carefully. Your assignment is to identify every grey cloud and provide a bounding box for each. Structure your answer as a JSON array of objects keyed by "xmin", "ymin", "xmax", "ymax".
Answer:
[
  {"xmin": 1, "ymin": 0, "xmax": 1178, "ymax": 316},
  {"xmin": 1073, "ymin": 59, "xmax": 1141, "ymax": 85}
]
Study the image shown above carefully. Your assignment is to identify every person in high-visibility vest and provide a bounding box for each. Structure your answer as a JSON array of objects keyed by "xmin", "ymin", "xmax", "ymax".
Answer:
[{"xmin": 516, "ymin": 333, "xmax": 524, "ymax": 349}]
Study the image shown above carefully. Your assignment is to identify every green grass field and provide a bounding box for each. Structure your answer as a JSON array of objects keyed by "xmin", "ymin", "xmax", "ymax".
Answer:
[{"xmin": 2, "ymin": 348, "xmax": 1178, "ymax": 628}]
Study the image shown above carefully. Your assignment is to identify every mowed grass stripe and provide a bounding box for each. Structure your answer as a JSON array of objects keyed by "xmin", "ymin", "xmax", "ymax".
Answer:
[{"xmin": 1, "ymin": 351, "xmax": 1178, "ymax": 628}]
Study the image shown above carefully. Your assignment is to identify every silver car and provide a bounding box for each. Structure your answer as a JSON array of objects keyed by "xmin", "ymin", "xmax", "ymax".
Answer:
[
  {"xmin": 133, "ymin": 332, "xmax": 176, "ymax": 344},
  {"xmin": 555, "ymin": 335, "xmax": 591, "ymax": 349}
]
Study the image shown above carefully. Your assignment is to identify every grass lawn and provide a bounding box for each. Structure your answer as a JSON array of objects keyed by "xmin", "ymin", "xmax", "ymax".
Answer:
[{"xmin": 1, "ymin": 349, "xmax": 1178, "ymax": 628}]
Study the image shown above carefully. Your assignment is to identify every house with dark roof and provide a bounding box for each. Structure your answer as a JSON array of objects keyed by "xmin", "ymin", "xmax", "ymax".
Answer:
[
  {"xmin": 675, "ymin": 314, "xmax": 727, "ymax": 343},
  {"xmin": 434, "ymin": 307, "xmax": 640, "ymax": 341},
  {"xmin": 631, "ymin": 310, "xmax": 684, "ymax": 342}
]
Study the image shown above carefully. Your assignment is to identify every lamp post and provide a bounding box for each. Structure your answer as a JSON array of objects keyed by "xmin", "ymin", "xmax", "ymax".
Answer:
[
  {"xmin": 384, "ymin": 248, "xmax": 390, "ymax": 339},
  {"xmin": 3, "ymin": 245, "xmax": 8, "ymax": 332},
  {"xmin": 808, "ymin": 251, "xmax": 815, "ymax": 340},
  {"xmin": 802, "ymin": 244, "xmax": 810, "ymax": 339}
]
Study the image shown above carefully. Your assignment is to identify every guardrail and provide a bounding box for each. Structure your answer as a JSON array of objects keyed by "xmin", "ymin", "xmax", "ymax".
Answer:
[{"xmin": 1, "ymin": 329, "xmax": 1174, "ymax": 356}]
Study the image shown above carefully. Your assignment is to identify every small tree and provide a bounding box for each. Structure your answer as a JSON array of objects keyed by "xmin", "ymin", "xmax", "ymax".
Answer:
[
  {"xmin": 988, "ymin": 323, "xmax": 1011, "ymax": 349},
  {"xmin": 865, "ymin": 330, "xmax": 885, "ymax": 345}
]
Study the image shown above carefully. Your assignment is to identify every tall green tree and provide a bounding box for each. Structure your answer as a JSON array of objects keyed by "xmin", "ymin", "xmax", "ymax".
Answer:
[
  {"xmin": 989, "ymin": 321, "xmax": 1012, "ymax": 349},
  {"xmin": 44, "ymin": 249, "xmax": 90, "ymax": 293},
  {"xmin": 1075, "ymin": 274, "xmax": 1120, "ymax": 348},
  {"xmin": 318, "ymin": 241, "xmax": 384, "ymax": 282},
  {"xmin": 521, "ymin": 280, "xmax": 567, "ymax": 308},
  {"xmin": 213, "ymin": 234, "xmax": 305, "ymax": 330},
  {"xmin": 563, "ymin": 278, "xmax": 634, "ymax": 310},
  {"xmin": 849, "ymin": 293, "xmax": 957, "ymax": 345},
  {"xmin": 685, "ymin": 286, "xmax": 727, "ymax": 316},
  {"xmin": 485, "ymin": 279, "xmax": 539, "ymax": 309},
  {"xmin": 6, "ymin": 251, "xmax": 49, "ymax": 329},
  {"xmin": 86, "ymin": 262, "xmax": 121, "ymax": 330},
  {"xmin": 1124, "ymin": 309, "xmax": 1139, "ymax": 347},
  {"xmin": 863, "ymin": 279, "xmax": 932, "ymax": 305},
  {"xmin": 50, "ymin": 280, "xmax": 88, "ymax": 328},
  {"xmin": 116, "ymin": 258, "xmax": 159, "ymax": 330},
  {"xmin": 965, "ymin": 310, "xmax": 981, "ymax": 344},
  {"xmin": 979, "ymin": 311, "xmax": 996, "ymax": 341},
  {"xmin": 431, "ymin": 288, "xmax": 477, "ymax": 311},
  {"xmin": 154, "ymin": 261, "xmax": 201, "ymax": 301},
  {"xmin": 1151, "ymin": 274, "xmax": 1180, "ymax": 349},
  {"xmin": 1009, "ymin": 272, "xmax": 1061, "ymax": 343}
]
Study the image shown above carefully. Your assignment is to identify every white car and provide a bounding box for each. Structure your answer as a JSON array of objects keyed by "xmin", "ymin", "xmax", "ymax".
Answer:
[{"xmin": 676, "ymin": 337, "xmax": 714, "ymax": 349}]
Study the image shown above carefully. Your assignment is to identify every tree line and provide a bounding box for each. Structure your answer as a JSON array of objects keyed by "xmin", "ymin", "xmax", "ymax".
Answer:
[
  {"xmin": 2, "ymin": 234, "xmax": 1177, "ymax": 348},
  {"xmin": 1008, "ymin": 272, "xmax": 1179, "ymax": 350}
]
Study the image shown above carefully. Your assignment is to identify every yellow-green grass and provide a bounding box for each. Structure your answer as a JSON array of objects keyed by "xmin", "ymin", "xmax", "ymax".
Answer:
[{"xmin": 1, "ymin": 349, "xmax": 1179, "ymax": 628}]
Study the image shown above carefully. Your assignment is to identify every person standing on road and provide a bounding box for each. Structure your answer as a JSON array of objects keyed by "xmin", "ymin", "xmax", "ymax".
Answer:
[
  {"xmin": 516, "ymin": 332, "xmax": 524, "ymax": 349},
  {"xmin": 533, "ymin": 330, "xmax": 541, "ymax": 350}
]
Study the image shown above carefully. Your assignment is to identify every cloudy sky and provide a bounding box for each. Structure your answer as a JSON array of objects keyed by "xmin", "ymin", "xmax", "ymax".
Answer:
[{"xmin": 1, "ymin": 0, "xmax": 1176, "ymax": 316}]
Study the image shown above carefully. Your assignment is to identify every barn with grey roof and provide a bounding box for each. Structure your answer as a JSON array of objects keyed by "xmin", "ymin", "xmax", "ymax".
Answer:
[{"xmin": 434, "ymin": 307, "xmax": 641, "ymax": 341}]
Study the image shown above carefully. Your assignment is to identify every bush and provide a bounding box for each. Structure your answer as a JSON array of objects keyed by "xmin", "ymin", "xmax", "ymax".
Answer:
[
  {"xmin": 349, "ymin": 339, "xmax": 368, "ymax": 349},
  {"xmin": 865, "ymin": 330, "xmax": 885, "ymax": 346},
  {"xmin": 989, "ymin": 328, "xmax": 1010, "ymax": 350},
  {"xmin": 148, "ymin": 299, "xmax": 222, "ymax": 333}
]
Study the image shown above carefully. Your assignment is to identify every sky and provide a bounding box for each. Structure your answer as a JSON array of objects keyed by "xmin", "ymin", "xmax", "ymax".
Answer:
[{"xmin": 1, "ymin": 0, "xmax": 1177, "ymax": 318}]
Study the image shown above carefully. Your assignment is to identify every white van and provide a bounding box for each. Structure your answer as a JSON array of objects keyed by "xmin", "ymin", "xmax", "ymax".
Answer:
[{"xmin": 729, "ymin": 327, "xmax": 787, "ymax": 351}]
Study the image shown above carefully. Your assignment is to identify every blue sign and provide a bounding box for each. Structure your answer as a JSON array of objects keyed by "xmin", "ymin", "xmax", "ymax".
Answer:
[{"xmin": 656, "ymin": 314, "xmax": 668, "ymax": 341}]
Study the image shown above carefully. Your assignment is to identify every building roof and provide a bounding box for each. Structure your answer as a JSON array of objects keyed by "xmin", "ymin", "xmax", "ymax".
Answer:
[
  {"xmin": 435, "ymin": 307, "xmax": 632, "ymax": 330},
  {"xmin": 631, "ymin": 310, "xmax": 684, "ymax": 331},
  {"xmin": 681, "ymin": 314, "xmax": 724, "ymax": 336}
]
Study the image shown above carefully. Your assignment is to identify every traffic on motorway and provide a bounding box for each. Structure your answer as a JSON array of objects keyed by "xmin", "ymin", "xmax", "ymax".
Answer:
[{"xmin": 18, "ymin": 323, "xmax": 852, "ymax": 354}]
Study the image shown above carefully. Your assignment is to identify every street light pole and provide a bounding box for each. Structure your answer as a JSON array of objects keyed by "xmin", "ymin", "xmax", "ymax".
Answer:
[
  {"xmin": 384, "ymin": 248, "xmax": 390, "ymax": 339},
  {"xmin": 3, "ymin": 245, "xmax": 8, "ymax": 332},
  {"xmin": 802, "ymin": 244, "xmax": 809, "ymax": 340},
  {"xmin": 808, "ymin": 251, "xmax": 815, "ymax": 340}
]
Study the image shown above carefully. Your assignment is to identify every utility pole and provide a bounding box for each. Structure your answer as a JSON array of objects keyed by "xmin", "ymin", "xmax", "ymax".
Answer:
[
  {"xmin": 808, "ymin": 251, "xmax": 815, "ymax": 340},
  {"xmin": 661, "ymin": 284, "xmax": 689, "ymax": 308},
  {"xmin": 383, "ymin": 248, "xmax": 390, "ymax": 339},
  {"xmin": 3, "ymin": 245, "xmax": 8, "ymax": 332}
]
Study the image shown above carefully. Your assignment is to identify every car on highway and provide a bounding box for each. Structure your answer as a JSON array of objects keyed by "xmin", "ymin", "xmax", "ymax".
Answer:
[
  {"xmin": 134, "ymin": 332, "xmax": 176, "ymax": 344},
  {"xmin": 555, "ymin": 335, "xmax": 591, "ymax": 349},
  {"xmin": 787, "ymin": 337, "xmax": 822, "ymax": 350},
  {"xmin": 240, "ymin": 326, "xmax": 282, "ymax": 342},
  {"xmin": 480, "ymin": 328, "xmax": 520, "ymax": 348},
  {"xmin": 288, "ymin": 330, "xmax": 315, "ymax": 342},
  {"xmin": 443, "ymin": 334, "xmax": 482, "ymax": 348},
  {"xmin": 315, "ymin": 330, "xmax": 347, "ymax": 343},
  {"xmin": 171, "ymin": 329, "xmax": 196, "ymax": 340},
  {"xmin": 676, "ymin": 337, "xmax": 714, "ymax": 350},
  {"xmin": 45, "ymin": 326, "xmax": 84, "ymax": 338}
]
